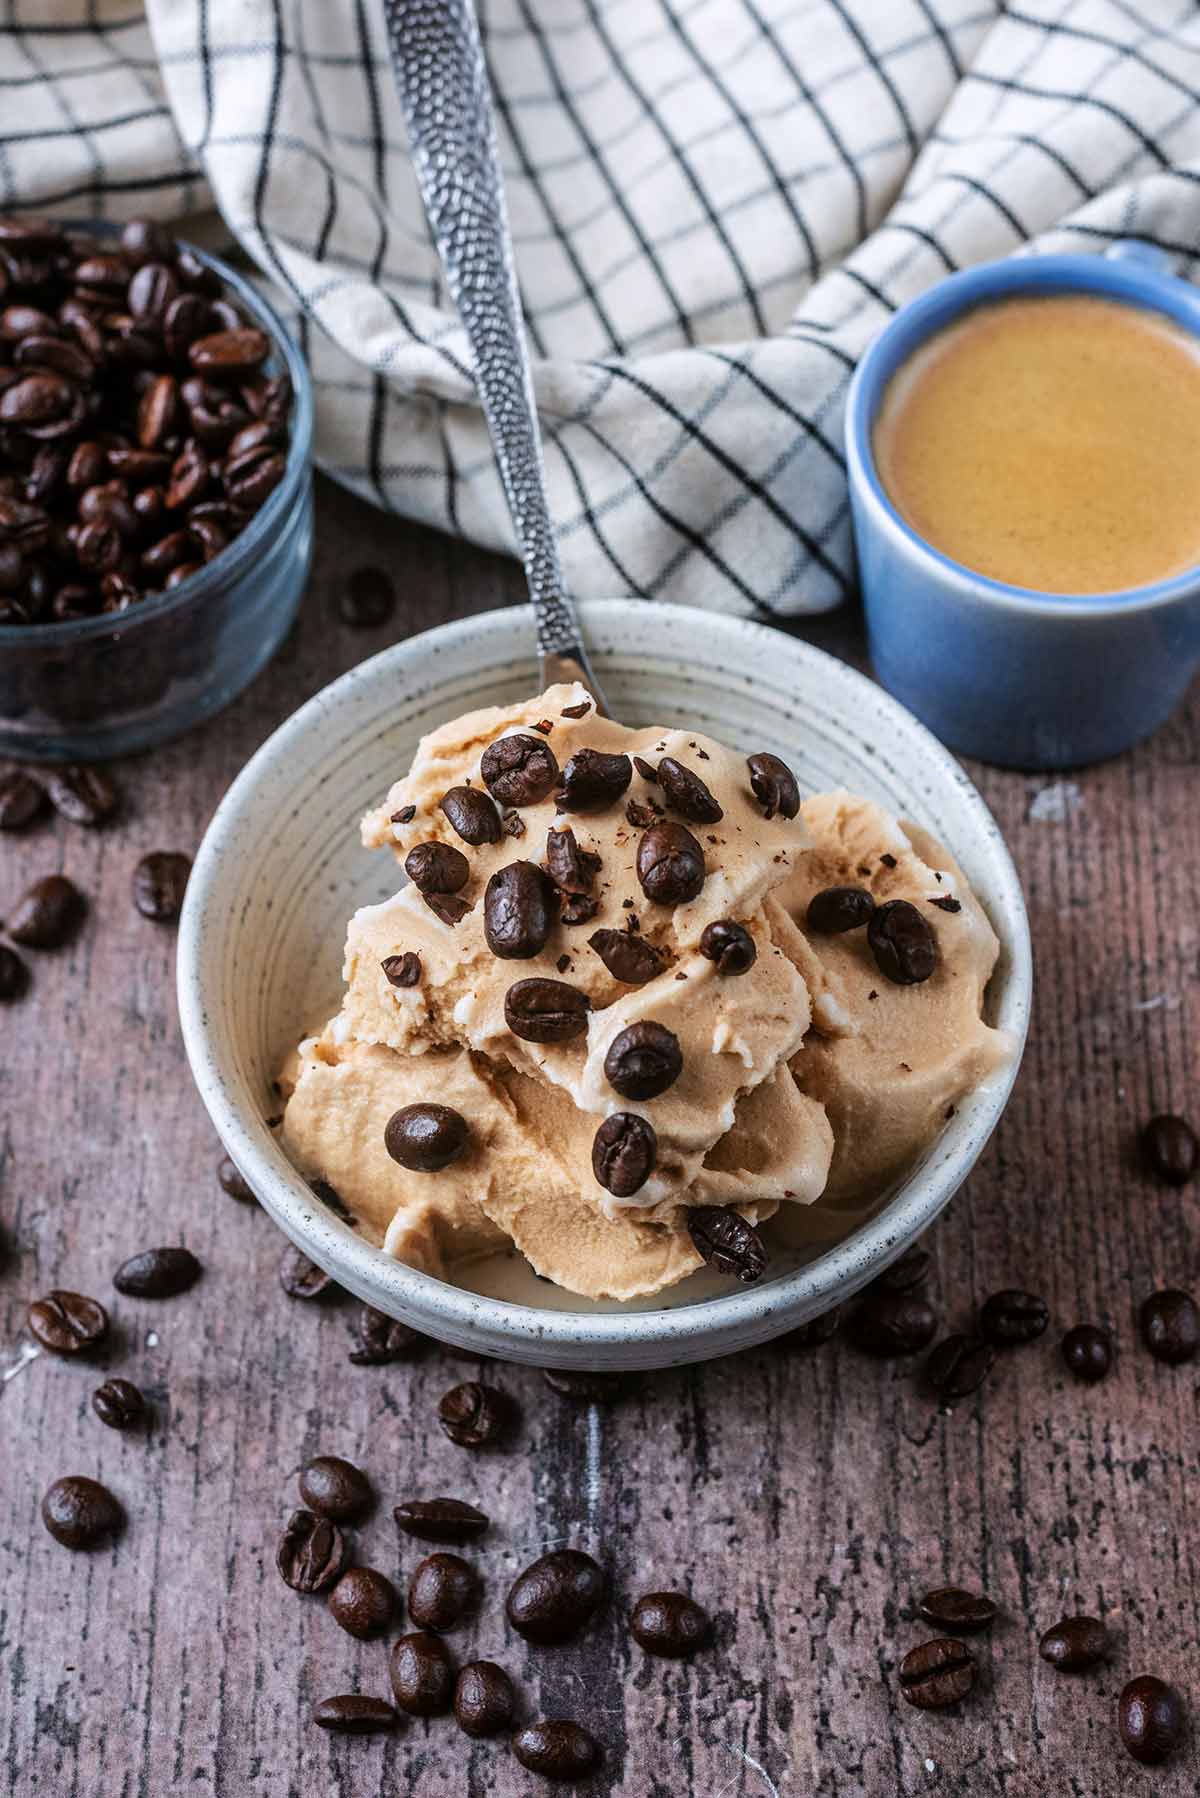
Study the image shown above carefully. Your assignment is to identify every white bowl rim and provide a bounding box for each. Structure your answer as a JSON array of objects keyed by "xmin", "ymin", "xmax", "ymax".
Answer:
[{"xmin": 177, "ymin": 599, "xmax": 1031, "ymax": 1355}]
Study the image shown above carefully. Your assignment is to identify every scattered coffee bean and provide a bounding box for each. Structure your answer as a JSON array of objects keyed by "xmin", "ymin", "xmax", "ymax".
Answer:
[
  {"xmin": 604, "ymin": 1020, "xmax": 683, "ymax": 1100},
  {"xmin": 746, "ymin": 751, "xmax": 800, "ymax": 820},
  {"xmin": 980, "ymin": 1288, "xmax": 1049, "ymax": 1346},
  {"xmin": 389, "ymin": 1631, "xmax": 455, "ymax": 1717},
  {"xmin": 513, "ymin": 1720, "xmax": 600, "ymax": 1779},
  {"xmin": 898, "ymin": 1638, "xmax": 977, "ymax": 1710},
  {"xmin": 279, "ymin": 1243, "xmax": 334, "ymax": 1300},
  {"xmin": 776, "ymin": 1307, "xmax": 842, "ymax": 1350},
  {"xmin": 454, "ymin": 1661, "xmax": 516, "ymax": 1738},
  {"xmin": 868, "ymin": 899, "xmax": 939, "ymax": 985},
  {"xmin": 385, "ymin": 1103, "xmax": 470, "ymax": 1172},
  {"xmin": 439, "ymin": 785, "xmax": 500, "ymax": 846},
  {"xmin": 28, "ymin": 1289, "xmax": 109, "ymax": 1356},
  {"xmin": 338, "ymin": 564, "xmax": 395, "ymax": 628},
  {"xmin": 636, "ymin": 820, "xmax": 706, "ymax": 906},
  {"xmin": 484, "ymin": 860, "xmax": 554, "ymax": 959},
  {"xmin": 1140, "ymin": 1112, "xmax": 1197, "ymax": 1185},
  {"xmin": 348, "ymin": 1304, "xmax": 424, "ymax": 1365},
  {"xmin": 0, "ymin": 768, "xmax": 45, "ymax": 828},
  {"xmin": 1139, "ymin": 1289, "xmax": 1199, "ymax": 1364},
  {"xmin": 1061, "ymin": 1323, "xmax": 1112, "ymax": 1382},
  {"xmin": 7, "ymin": 873, "xmax": 84, "ymax": 948},
  {"xmin": 404, "ymin": 840, "xmax": 469, "ymax": 895},
  {"xmin": 699, "ymin": 918, "xmax": 756, "ymax": 974},
  {"xmin": 926, "ymin": 1334, "xmax": 995, "ymax": 1400},
  {"xmin": 299, "ymin": 1455, "xmax": 372, "ymax": 1523},
  {"xmin": 41, "ymin": 1475, "xmax": 123, "ymax": 1550},
  {"xmin": 592, "ymin": 1112, "xmax": 656, "ymax": 1197},
  {"xmin": 113, "ymin": 1246, "xmax": 201, "ymax": 1299},
  {"xmin": 506, "ymin": 1549, "xmax": 605, "ymax": 1645},
  {"xmin": 806, "ymin": 885, "xmax": 876, "ymax": 934},
  {"xmin": 504, "ymin": 977, "xmax": 590, "ymax": 1043},
  {"xmin": 394, "ymin": 1497, "xmax": 490, "ymax": 1543},
  {"xmin": 545, "ymin": 825, "xmax": 600, "ymax": 898},
  {"xmin": 92, "ymin": 1377, "xmax": 145, "ymax": 1431},
  {"xmin": 380, "ymin": 951, "xmax": 422, "ymax": 989},
  {"xmin": 438, "ymin": 1381, "xmax": 509, "ymax": 1448},
  {"xmin": 918, "ymin": 1588, "xmax": 996, "ymax": 1633},
  {"xmin": 656, "ymin": 756, "xmax": 723, "ymax": 824},
  {"xmin": 217, "ymin": 1154, "xmax": 256, "ymax": 1202},
  {"xmin": 588, "ymin": 927, "xmax": 663, "ymax": 985},
  {"xmin": 1039, "ymin": 1615, "xmax": 1109, "ymax": 1672},
  {"xmin": 556, "ymin": 747, "xmax": 632, "ymax": 812},
  {"xmin": 629, "ymin": 1591, "xmax": 712, "ymax": 1657},
  {"xmin": 1119, "ymin": 1675, "xmax": 1185, "ymax": 1764},
  {"xmin": 869, "ymin": 1247, "xmax": 931, "ymax": 1295},
  {"xmin": 328, "ymin": 1566, "xmax": 397, "ymax": 1639},
  {"xmin": 481, "ymin": 733, "xmax": 559, "ymax": 807},
  {"xmin": 409, "ymin": 1552, "xmax": 482, "ymax": 1631},
  {"xmin": 543, "ymin": 1368, "xmax": 631, "ymax": 1403},
  {"xmin": 132, "ymin": 851, "xmax": 191, "ymax": 921},
  {"xmin": 276, "ymin": 1508, "xmax": 348, "ymax": 1593},
  {"xmin": 312, "ymin": 1694, "xmax": 398, "ymax": 1735},
  {"xmin": 46, "ymin": 764, "xmax": 116, "ymax": 827},
  {"xmin": 0, "ymin": 943, "xmax": 28, "ymax": 1001},
  {"xmin": 849, "ymin": 1291, "xmax": 938, "ymax": 1357},
  {"xmin": 687, "ymin": 1207, "xmax": 767, "ymax": 1283}
]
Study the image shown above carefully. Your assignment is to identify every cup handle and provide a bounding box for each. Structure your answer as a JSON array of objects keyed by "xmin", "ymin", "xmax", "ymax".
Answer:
[{"xmin": 1104, "ymin": 237, "xmax": 1174, "ymax": 277}]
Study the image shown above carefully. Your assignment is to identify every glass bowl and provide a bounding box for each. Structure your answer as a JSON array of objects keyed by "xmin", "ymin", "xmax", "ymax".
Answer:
[{"xmin": 0, "ymin": 236, "xmax": 313, "ymax": 762}]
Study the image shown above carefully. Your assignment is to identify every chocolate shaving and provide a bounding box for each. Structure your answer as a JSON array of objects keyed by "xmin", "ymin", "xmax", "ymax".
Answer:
[
  {"xmin": 532, "ymin": 718, "xmax": 553, "ymax": 734},
  {"xmin": 381, "ymin": 952, "xmax": 421, "ymax": 988},
  {"xmin": 502, "ymin": 808, "xmax": 525, "ymax": 838},
  {"xmin": 880, "ymin": 853, "xmax": 897, "ymax": 868},
  {"xmin": 423, "ymin": 891, "xmax": 472, "ymax": 927},
  {"xmin": 928, "ymin": 895, "xmax": 962, "ymax": 913},
  {"xmin": 390, "ymin": 805, "xmax": 416, "ymax": 825},
  {"xmin": 633, "ymin": 756, "xmax": 658, "ymax": 783},
  {"xmin": 626, "ymin": 798, "xmax": 656, "ymax": 828},
  {"xmin": 561, "ymin": 700, "xmax": 591, "ymax": 719}
]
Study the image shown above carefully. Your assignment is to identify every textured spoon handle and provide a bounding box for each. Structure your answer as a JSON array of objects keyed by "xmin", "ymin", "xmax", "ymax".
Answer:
[{"xmin": 381, "ymin": 0, "xmax": 602, "ymax": 691}]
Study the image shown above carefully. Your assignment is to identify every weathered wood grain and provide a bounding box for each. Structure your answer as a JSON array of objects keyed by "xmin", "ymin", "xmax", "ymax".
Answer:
[{"xmin": 1, "ymin": 476, "xmax": 1197, "ymax": 1797}]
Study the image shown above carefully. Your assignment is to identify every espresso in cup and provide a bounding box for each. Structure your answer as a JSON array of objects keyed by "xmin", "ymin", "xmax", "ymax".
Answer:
[{"xmin": 872, "ymin": 294, "xmax": 1200, "ymax": 595}]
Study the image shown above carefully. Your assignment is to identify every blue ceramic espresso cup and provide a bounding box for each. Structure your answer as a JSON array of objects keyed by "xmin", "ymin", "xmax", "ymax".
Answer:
[{"xmin": 845, "ymin": 243, "xmax": 1200, "ymax": 769}]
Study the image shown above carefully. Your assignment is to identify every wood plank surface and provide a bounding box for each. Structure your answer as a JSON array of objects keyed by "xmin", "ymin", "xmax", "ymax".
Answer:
[{"xmin": 1, "ymin": 475, "xmax": 1197, "ymax": 1797}]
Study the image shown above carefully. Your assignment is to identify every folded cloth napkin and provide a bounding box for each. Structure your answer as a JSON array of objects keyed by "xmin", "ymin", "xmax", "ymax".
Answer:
[{"xmin": 4, "ymin": 1, "xmax": 1200, "ymax": 616}]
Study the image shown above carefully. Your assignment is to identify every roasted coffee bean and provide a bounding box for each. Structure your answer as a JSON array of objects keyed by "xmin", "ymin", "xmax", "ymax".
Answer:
[
  {"xmin": 440, "ymin": 785, "xmax": 500, "ymax": 846},
  {"xmin": 656, "ymin": 755, "xmax": 723, "ymax": 824},
  {"xmin": 776, "ymin": 1307, "xmax": 842, "ymax": 1350},
  {"xmin": 438, "ymin": 1381, "xmax": 509, "ymax": 1448},
  {"xmin": 385, "ymin": 1103, "xmax": 470, "ymax": 1173},
  {"xmin": 454, "ymin": 1662, "xmax": 516, "ymax": 1738},
  {"xmin": 592, "ymin": 1112, "xmax": 656, "ymax": 1197},
  {"xmin": 348, "ymin": 1304, "xmax": 424, "ymax": 1364},
  {"xmin": 0, "ymin": 768, "xmax": 45, "ymax": 829},
  {"xmin": 806, "ymin": 885, "xmax": 876, "ymax": 934},
  {"xmin": 277, "ymin": 1509, "xmax": 348, "ymax": 1593},
  {"xmin": 41, "ymin": 1475, "xmax": 123, "ymax": 1551},
  {"xmin": 504, "ymin": 977, "xmax": 590, "ymax": 1043},
  {"xmin": 629, "ymin": 1592, "xmax": 712, "ymax": 1657},
  {"xmin": 92, "ymin": 1377, "xmax": 145, "ymax": 1431},
  {"xmin": 1139, "ymin": 1289, "xmax": 1199, "ymax": 1364},
  {"xmin": 279, "ymin": 1243, "xmax": 334, "ymax": 1300},
  {"xmin": 1, "ymin": 371, "xmax": 83, "ymax": 436},
  {"xmin": 636, "ymin": 820, "xmax": 706, "ymax": 906},
  {"xmin": 76, "ymin": 517, "xmax": 123, "ymax": 574},
  {"xmin": 868, "ymin": 899, "xmax": 938, "ymax": 985},
  {"xmin": 849, "ymin": 1291, "xmax": 937, "ymax": 1357},
  {"xmin": 980, "ymin": 1288, "xmax": 1049, "ymax": 1346},
  {"xmin": 299, "ymin": 1455, "xmax": 373, "ymax": 1523},
  {"xmin": 337, "ymin": 563, "xmax": 395, "ymax": 627},
  {"xmin": 480, "ymin": 733, "xmax": 559, "ymax": 807},
  {"xmin": 869, "ymin": 1247, "xmax": 931, "ymax": 1295},
  {"xmin": 164, "ymin": 440, "xmax": 210, "ymax": 509},
  {"xmin": 409, "ymin": 1552, "xmax": 482, "ymax": 1630},
  {"xmin": 1140, "ymin": 1112, "xmax": 1198, "ymax": 1185},
  {"xmin": 483, "ymin": 860, "xmax": 553, "ymax": 959},
  {"xmin": 189, "ymin": 326, "xmax": 271, "ymax": 374},
  {"xmin": 556, "ymin": 747, "xmax": 632, "ymax": 812},
  {"xmin": 1061, "ymin": 1323, "xmax": 1112, "ymax": 1382},
  {"xmin": 604, "ymin": 1020, "xmax": 683, "ymax": 1100},
  {"xmin": 513, "ymin": 1720, "xmax": 600, "ymax": 1779},
  {"xmin": 1038, "ymin": 1615, "xmax": 1109, "ymax": 1671},
  {"xmin": 918, "ymin": 1588, "xmax": 996, "ymax": 1633},
  {"xmin": 227, "ymin": 443, "xmax": 285, "ymax": 509},
  {"xmin": 381, "ymin": 951, "xmax": 422, "ymax": 988},
  {"xmin": 46, "ymin": 764, "xmax": 116, "ymax": 827},
  {"xmin": 113, "ymin": 1245, "xmax": 201, "ymax": 1299},
  {"xmin": 588, "ymin": 927, "xmax": 663, "ymax": 985},
  {"xmin": 545, "ymin": 824, "xmax": 600, "ymax": 895},
  {"xmin": 0, "ymin": 944, "xmax": 28, "ymax": 1001},
  {"xmin": 926, "ymin": 1334, "xmax": 995, "ymax": 1400},
  {"xmin": 423, "ymin": 891, "xmax": 471, "ymax": 927},
  {"xmin": 687, "ymin": 1206, "xmax": 767, "ymax": 1282},
  {"xmin": 328, "ymin": 1566, "xmax": 397, "ymax": 1639},
  {"xmin": 388, "ymin": 1632, "xmax": 455, "ymax": 1717},
  {"xmin": 506, "ymin": 1549, "xmax": 605, "ymax": 1645},
  {"xmin": 188, "ymin": 516, "xmax": 228, "ymax": 563},
  {"xmin": 747, "ymin": 751, "xmax": 800, "ymax": 820},
  {"xmin": 394, "ymin": 1497, "xmax": 489, "ymax": 1544},
  {"xmin": 132, "ymin": 851, "xmax": 190, "ymax": 921},
  {"xmin": 312, "ymin": 1694, "xmax": 398, "ymax": 1735},
  {"xmin": 543, "ymin": 1367, "xmax": 632, "ymax": 1403},
  {"xmin": 1119, "ymin": 1675, "xmax": 1185, "ymax": 1765},
  {"xmin": 163, "ymin": 292, "xmax": 215, "ymax": 362},
  {"xmin": 137, "ymin": 372, "xmax": 180, "ymax": 448},
  {"xmin": 699, "ymin": 918, "xmax": 756, "ymax": 975},
  {"xmin": 217, "ymin": 1154, "xmax": 255, "ymax": 1202},
  {"xmin": 898, "ymin": 1639, "xmax": 977, "ymax": 1710},
  {"xmin": 28, "ymin": 1289, "xmax": 109, "ymax": 1356}
]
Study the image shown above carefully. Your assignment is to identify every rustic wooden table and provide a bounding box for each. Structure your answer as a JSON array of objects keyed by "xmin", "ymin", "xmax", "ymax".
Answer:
[{"xmin": 2, "ymin": 476, "xmax": 1197, "ymax": 1798}]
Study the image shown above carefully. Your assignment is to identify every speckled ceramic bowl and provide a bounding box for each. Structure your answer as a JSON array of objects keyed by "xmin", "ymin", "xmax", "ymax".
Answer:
[{"xmin": 177, "ymin": 601, "xmax": 1031, "ymax": 1369}]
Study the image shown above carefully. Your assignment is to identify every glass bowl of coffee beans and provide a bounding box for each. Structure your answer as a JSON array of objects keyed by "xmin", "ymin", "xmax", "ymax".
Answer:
[{"xmin": 0, "ymin": 215, "xmax": 313, "ymax": 760}]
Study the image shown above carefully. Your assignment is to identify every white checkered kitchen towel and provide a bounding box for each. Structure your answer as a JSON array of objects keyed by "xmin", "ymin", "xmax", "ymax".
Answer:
[{"xmin": 3, "ymin": 1, "xmax": 1200, "ymax": 616}]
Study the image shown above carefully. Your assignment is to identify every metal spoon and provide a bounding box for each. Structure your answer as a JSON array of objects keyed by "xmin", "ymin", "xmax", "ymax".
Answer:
[{"xmin": 381, "ymin": 0, "xmax": 609, "ymax": 712}]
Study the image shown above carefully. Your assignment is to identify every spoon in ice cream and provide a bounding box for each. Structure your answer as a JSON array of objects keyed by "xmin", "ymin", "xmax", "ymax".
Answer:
[{"xmin": 381, "ymin": 0, "xmax": 609, "ymax": 713}]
